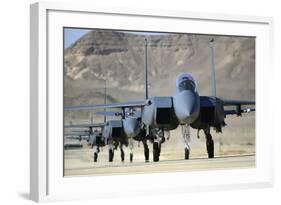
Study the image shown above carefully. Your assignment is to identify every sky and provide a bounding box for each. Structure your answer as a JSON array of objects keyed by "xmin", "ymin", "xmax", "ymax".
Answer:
[
  {"xmin": 64, "ymin": 28, "xmax": 169, "ymax": 48},
  {"xmin": 64, "ymin": 28, "xmax": 91, "ymax": 48}
]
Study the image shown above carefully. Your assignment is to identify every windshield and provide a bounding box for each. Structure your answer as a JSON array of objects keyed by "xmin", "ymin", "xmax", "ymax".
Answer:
[
  {"xmin": 178, "ymin": 78, "xmax": 196, "ymax": 91},
  {"xmin": 176, "ymin": 73, "xmax": 197, "ymax": 92}
]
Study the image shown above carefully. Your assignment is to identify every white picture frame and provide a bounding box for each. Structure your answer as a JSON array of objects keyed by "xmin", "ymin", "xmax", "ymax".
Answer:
[{"xmin": 30, "ymin": 2, "xmax": 274, "ymax": 202}]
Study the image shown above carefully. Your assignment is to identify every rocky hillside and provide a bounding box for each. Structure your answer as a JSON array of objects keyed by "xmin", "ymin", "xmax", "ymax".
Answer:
[{"xmin": 64, "ymin": 30, "xmax": 255, "ymax": 122}]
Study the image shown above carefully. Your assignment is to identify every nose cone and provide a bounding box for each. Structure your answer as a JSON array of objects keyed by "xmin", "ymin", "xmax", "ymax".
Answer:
[
  {"xmin": 102, "ymin": 125, "xmax": 111, "ymax": 139},
  {"xmin": 173, "ymin": 90, "xmax": 200, "ymax": 124},
  {"xmin": 123, "ymin": 118, "xmax": 140, "ymax": 138}
]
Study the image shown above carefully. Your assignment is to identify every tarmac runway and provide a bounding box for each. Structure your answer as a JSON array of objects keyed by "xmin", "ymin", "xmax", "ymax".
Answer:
[{"xmin": 64, "ymin": 154, "xmax": 255, "ymax": 176}]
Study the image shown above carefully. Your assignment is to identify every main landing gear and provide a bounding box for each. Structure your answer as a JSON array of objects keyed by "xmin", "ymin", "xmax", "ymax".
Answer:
[
  {"xmin": 153, "ymin": 142, "xmax": 161, "ymax": 162},
  {"xmin": 204, "ymin": 127, "xmax": 214, "ymax": 158},
  {"xmin": 152, "ymin": 128, "xmax": 165, "ymax": 162},
  {"xmin": 143, "ymin": 140, "xmax": 149, "ymax": 162},
  {"xmin": 93, "ymin": 146, "xmax": 100, "ymax": 162},
  {"xmin": 109, "ymin": 148, "xmax": 114, "ymax": 162},
  {"xmin": 129, "ymin": 138, "xmax": 134, "ymax": 163},
  {"xmin": 120, "ymin": 145, "xmax": 125, "ymax": 162},
  {"xmin": 108, "ymin": 143, "xmax": 127, "ymax": 162}
]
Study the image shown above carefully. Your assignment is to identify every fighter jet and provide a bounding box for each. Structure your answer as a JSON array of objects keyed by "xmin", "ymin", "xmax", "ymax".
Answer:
[
  {"xmin": 64, "ymin": 82, "xmax": 145, "ymax": 162},
  {"xmin": 64, "ymin": 122, "xmax": 108, "ymax": 162},
  {"xmin": 95, "ymin": 108, "xmax": 151, "ymax": 162},
  {"xmin": 65, "ymin": 38, "xmax": 255, "ymax": 161},
  {"xmin": 65, "ymin": 105, "xmax": 154, "ymax": 163},
  {"xmin": 64, "ymin": 130, "xmax": 89, "ymax": 142}
]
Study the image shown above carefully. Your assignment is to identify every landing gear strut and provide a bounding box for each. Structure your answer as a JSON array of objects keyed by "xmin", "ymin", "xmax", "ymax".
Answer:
[
  {"xmin": 143, "ymin": 140, "xmax": 149, "ymax": 162},
  {"xmin": 153, "ymin": 142, "xmax": 160, "ymax": 162},
  {"xmin": 93, "ymin": 146, "xmax": 100, "ymax": 162},
  {"xmin": 184, "ymin": 147, "xmax": 189, "ymax": 160},
  {"xmin": 120, "ymin": 145, "xmax": 125, "ymax": 162},
  {"xmin": 109, "ymin": 148, "xmax": 114, "ymax": 162},
  {"xmin": 94, "ymin": 153, "xmax": 98, "ymax": 162},
  {"xmin": 181, "ymin": 124, "xmax": 191, "ymax": 160},
  {"xmin": 129, "ymin": 138, "xmax": 134, "ymax": 163},
  {"xmin": 130, "ymin": 153, "xmax": 133, "ymax": 162},
  {"xmin": 204, "ymin": 127, "xmax": 214, "ymax": 158},
  {"xmin": 152, "ymin": 128, "xmax": 164, "ymax": 162}
]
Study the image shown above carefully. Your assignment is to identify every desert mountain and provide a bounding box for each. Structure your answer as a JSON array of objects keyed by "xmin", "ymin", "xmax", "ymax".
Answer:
[{"xmin": 64, "ymin": 30, "xmax": 255, "ymax": 122}]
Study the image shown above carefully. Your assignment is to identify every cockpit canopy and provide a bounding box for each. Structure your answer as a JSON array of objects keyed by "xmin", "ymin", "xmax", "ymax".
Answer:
[{"xmin": 176, "ymin": 73, "xmax": 198, "ymax": 93}]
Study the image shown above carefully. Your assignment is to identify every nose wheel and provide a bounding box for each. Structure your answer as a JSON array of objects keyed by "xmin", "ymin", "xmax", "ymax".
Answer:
[{"xmin": 181, "ymin": 125, "xmax": 191, "ymax": 160}]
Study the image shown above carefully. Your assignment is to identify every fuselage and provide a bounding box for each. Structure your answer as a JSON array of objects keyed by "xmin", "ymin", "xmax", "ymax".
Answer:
[
  {"xmin": 101, "ymin": 118, "xmax": 142, "ymax": 146},
  {"xmin": 142, "ymin": 73, "xmax": 200, "ymax": 130}
]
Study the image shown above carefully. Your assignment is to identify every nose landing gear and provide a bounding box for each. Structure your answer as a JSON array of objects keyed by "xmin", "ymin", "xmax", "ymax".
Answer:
[{"xmin": 181, "ymin": 124, "xmax": 191, "ymax": 160}]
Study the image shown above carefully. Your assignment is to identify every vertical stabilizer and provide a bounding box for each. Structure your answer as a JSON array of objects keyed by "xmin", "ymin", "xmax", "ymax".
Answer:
[
  {"xmin": 144, "ymin": 38, "xmax": 149, "ymax": 100},
  {"xmin": 209, "ymin": 38, "xmax": 217, "ymax": 97}
]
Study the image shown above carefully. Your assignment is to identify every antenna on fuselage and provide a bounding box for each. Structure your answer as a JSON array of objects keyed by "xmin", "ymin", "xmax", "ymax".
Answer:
[
  {"xmin": 144, "ymin": 38, "xmax": 149, "ymax": 100},
  {"xmin": 209, "ymin": 38, "xmax": 217, "ymax": 98}
]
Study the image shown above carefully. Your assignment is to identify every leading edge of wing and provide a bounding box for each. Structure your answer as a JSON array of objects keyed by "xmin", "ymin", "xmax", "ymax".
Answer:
[
  {"xmin": 222, "ymin": 99, "xmax": 255, "ymax": 106},
  {"xmin": 64, "ymin": 123, "xmax": 105, "ymax": 128},
  {"xmin": 64, "ymin": 100, "xmax": 146, "ymax": 111},
  {"xmin": 224, "ymin": 108, "xmax": 255, "ymax": 115}
]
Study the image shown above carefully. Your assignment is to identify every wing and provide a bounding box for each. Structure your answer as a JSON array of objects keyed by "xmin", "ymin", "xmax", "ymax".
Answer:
[
  {"xmin": 95, "ymin": 110, "xmax": 142, "ymax": 118},
  {"xmin": 64, "ymin": 122, "xmax": 105, "ymax": 129},
  {"xmin": 64, "ymin": 100, "xmax": 146, "ymax": 111},
  {"xmin": 222, "ymin": 99, "xmax": 255, "ymax": 116},
  {"xmin": 64, "ymin": 133, "xmax": 89, "ymax": 141},
  {"xmin": 222, "ymin": 99, "xmax": 255, "ymax": 106},
  {"xmin": 95, "ymin": 111, "xmax": 123, "ymax": 117},
  {"xmin": 200, "ymin": 96, "xmax": 255, "ymax": 116},
  {"xmin": 64, "ymin": 133, "xmax": 89, "ymax": 137},
  {"xmin": 225, "ymin": 108, "xmax": 255, "ymax": 115}
]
